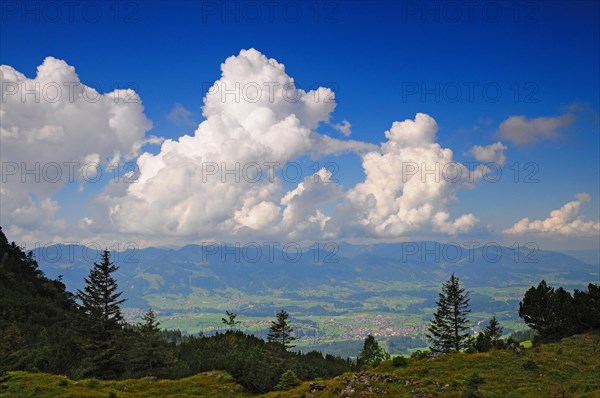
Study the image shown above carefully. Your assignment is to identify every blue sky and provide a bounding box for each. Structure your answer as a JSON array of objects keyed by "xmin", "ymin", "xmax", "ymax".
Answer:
[{"xmin": 1, "ymin": 1, "xmax": 599, "ymax": 249}]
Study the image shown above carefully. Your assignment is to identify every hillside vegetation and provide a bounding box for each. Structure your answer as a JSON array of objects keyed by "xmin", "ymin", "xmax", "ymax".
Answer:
[{"xmin": 2, "ymin": 331, "xmax": 599, "ymax": 398}]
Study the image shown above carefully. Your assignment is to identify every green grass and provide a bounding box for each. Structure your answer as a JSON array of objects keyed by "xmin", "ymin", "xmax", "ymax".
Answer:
[
  {"xmin": 2, "ymin": 332, "xmax": 599, "ymax": 397},
  {"xmin": 0, "ymin": 371, "xmax": 250, "ymax": 398}
]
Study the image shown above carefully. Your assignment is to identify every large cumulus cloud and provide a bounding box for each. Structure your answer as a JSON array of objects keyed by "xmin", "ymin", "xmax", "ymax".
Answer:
[
  {"xmin": 0, "ymin": 57, "xmax": 153, "ymax": 240},
  {"xmin": 325, "ymin": 113, "xmax": 480, "ymax": 238},
  {"xmin": 504, "ymin": 193, "xmax": 600, "ymax": 237},
  {"xmin": 97, "ymin": 49, "xmax": 370, "ymax": 241}
]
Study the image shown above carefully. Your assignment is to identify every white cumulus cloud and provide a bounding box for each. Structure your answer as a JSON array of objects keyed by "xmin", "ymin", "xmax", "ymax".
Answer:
[
  {"xmin": 97, "ymin": 49, "xmax": 366, "ymax": 240},
  {"xmin": 0, "ymin": 57, "xmax": 153, "ymax": 240},
  {"xmin": 503, "ymin": 193, "xmax": 600, "ymax": 237},
  {"xmin": 325, "ymin": 113, "xmax": 480, "ymax": 238}
]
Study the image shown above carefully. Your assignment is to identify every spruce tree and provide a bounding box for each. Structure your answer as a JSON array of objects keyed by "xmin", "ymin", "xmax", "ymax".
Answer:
[
  {"xmin": 427, "ymin": 273, "xmax": 471, "ymax": 352},
  {"xmin": 357, "ymin": 334, "xmax": 389, "ymax": 368},
  {"xmin": 267, "ymin": 310, "xmax": 295, "ymax": 349},
  {"xmin": 484, "ymin": 316, "xmax": 503, "ymax": 347},
  {"xmin": 78, "ymin": 250, "xmax": 125, "ymax": 329},
  {"xmin": 140, "ymin": 309, "xmax": 160, "ymax": 335},
  {"xmin": 274, "ymin": 369, "xmax": 301, "ymax": 390},
  {"xmin": 473, "ymin": 331, "xmax": 492, "ymax": 352},
  {"xmin": 130, "ymin": 309, "xmax": 168, "ymax": 377},
  {"xmin": 427, "ymin": 293, "xmax": 453, "ymax": 353},
  {"xmin": 76, "ymin": 250, "xmax": 126, "ymax": 378}
]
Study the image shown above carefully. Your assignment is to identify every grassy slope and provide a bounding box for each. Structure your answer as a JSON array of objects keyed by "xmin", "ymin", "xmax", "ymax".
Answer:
[
  {"xmin": 266, "ymin": 331, "xmax": 600, "ymax": 398},
  {"xmin": 3, "ymin": 332, "xmax": 599, "ymax": 398},
  {"xmin": 0, "ymin": 372, "xmax": 250, "ymax": 398}
]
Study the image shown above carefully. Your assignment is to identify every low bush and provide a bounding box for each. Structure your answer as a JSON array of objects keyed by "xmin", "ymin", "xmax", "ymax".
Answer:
[
  {"xmin": 392, "ymin": 356, "xmax": 408, "ymax": 367},
  {"xmin": 410, "ymin": 350, "xmax": 429, "ymax": 360}
]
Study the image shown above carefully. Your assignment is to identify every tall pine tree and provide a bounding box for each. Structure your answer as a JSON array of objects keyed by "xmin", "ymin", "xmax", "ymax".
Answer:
[
  {"xmin": 76, "ymin": 250, "xmax": 126, "ymax": 378},
  {"xmin": 427, "ymin": 273, "xmax": 471, "ymax": 352},
  {"xmin": 267, "ymin": 310, "xmax": 295, "ymax": 349}
]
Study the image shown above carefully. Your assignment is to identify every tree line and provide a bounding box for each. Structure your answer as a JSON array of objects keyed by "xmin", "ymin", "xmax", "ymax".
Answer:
[{"xmin": 425, "ymin": 273, "xmax": 599, "ymax": 354}]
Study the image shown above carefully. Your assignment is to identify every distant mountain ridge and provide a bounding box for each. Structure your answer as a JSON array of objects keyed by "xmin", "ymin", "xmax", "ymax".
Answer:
[{"xmin": 31, "ymin": 241, "xmax": 599, "ymax": 308}]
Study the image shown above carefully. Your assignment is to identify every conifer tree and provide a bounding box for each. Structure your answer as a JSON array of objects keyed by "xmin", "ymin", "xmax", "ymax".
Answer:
[
  {"xmin": 484, "ymin": 316, "xmax": 503, "ymax": 347},
  {"xmin": 519, "ymin": 280, "xmax": 576, "ymax": 340},
  {"xmin": 427, "ymin": 293, "xmax": 453, "ymax": 353},
  {"xmin": 267, "ymin": 310, "xmax": 295, "ymax": 349},
  {"xmin": 77, "ymin": 250, "xmax": 125, "ymax": 330},
  {"xmin": 473, "ymin": 331, "xmax": 492, "ymax": 352},
  {"xmin": 427, "ymin": 273, "xmax": 471, "ymax": 352},
  {"xmin": 573, "ymin": 283, "xmax": 600, "ymax": 330},
  {"xmin": 130, "ymin": 309, "xmax": 168, "ymax": 376},
  {"xmin": 357, "ymin": 334, "xmax": 389, "ymax": 367},
  {"xmin": 140, "ymin": 309, "xmax": 160, "ymax": 335},
  {"xmin": 274, "ymin": 369, "xmax": 301, "ymax": 390},
  {"xmin": 76, "ymin": 250, "xmax": 126, "ymax": 378}
]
